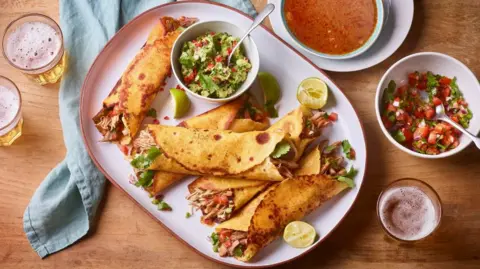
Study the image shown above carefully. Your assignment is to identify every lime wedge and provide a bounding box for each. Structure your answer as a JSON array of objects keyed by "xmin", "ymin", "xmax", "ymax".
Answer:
[
  {"xmin": 258, "ymin": 72, "xmax": 281, "ymax": 104},
  {"xmin": 296, "ymin": 77, "xmax": 328, "ymax": 109},
  {"xmin": 170, "ymin": 88, "xmax": 191, "ymax": 118},
  {"xmin": 283, "ymin": 221, "xmax": 316, "ymax": 248}
]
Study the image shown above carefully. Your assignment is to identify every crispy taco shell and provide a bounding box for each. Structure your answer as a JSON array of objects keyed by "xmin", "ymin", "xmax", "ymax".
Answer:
[
  {"xmin": 93, "ymin": 17, "xmax": 196, "ymax": 145},
  {"xmin": 146, "ymin": 96, "xmax": 269, "ymax": 195},
  {"xmin": 215, "ymin": 174, "xmax": 348, "ymax": 261}
]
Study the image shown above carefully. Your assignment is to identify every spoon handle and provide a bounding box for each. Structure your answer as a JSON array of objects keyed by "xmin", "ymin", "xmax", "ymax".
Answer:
[
  {"xmin": 228, "ymin": 4, "xmax": 275, "ymax": 62},
  {"xmin": 439, "ymin": 116, "xmax": 480, "ymax": 149}
]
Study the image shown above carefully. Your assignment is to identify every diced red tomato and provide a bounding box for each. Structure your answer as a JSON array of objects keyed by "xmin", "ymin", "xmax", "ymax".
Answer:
[
  {"xmin": 164, "ymin": 116, "xmax": 170, "ymax": 120},
  {"xmin": 414, "ymin": 108, "xmax": 425, "ymax": 119},
  {"xmin": 434, "ymin": 124, "xmax": 445, "ymax": 134},
  {"xmin": 215, "ymin": 55, "xmax": 223, "ymax": 62},
  {"xmin": 223, "ymin": 240, "xmax": 232, "ymax": 248},
  {"xmin": 408, "ymin": 72, "xmax": 418, "ymax": 86},
  {"xmin": 328, "ymin": 112, "xmax": 338, "ymax": 121},
  {"xmin": 439, "ymin": 77, "xmax": 452, "ymax": 86},
  {"xmin": 203, "ymin": 218, "xmax": 214, "ymax": 225},
  {"xmin": 194, "ymin": 41, "xmax": 202, "ymax": 48},
  {"xmin": 386, "ymin": 103, "xmax": 396, "ymax": 112},
  {"xmin": 153, "ymin": 119, "xmax": 160, "ymax": 124},
  {"xmin": 410, "ymin": 88, "xmax": 418, "ymax": 96},
  {"xmin": 382, "ymin": 115, "xmax": 393, "ymax": 129},
  {"xmin": 404, "ymin": 101, "xmax": 414, "ymax": 113},
  {"xmin": 227, "ymin": 47, "xmax": 232, "ymax": 55},
  {"xmin": 401, "ymin": 128, "xmax": 413, "ymax": 142},
  {"xmin": 432, "ymin": 97, "xmax": 442, "ymax": 106},
  {"xmin": 414, "ymin": 126, "xmax": 430, "ymax": 140},
  {"xmin": 417, "ymin": 81, "xmax": 427, "ymax": 90},
  {"xmin": 397, "ymin": 85, "xmax": 408, "ymax": 96},
  {"xmin": 207, "ymin": 63, "xmax": 214, "ymax": 69},
  {"xmin": 442, "ymin": 87, "xmax": 451, "ymax": 98},
  {"xmin": 231, "ymin": 67, "xmax": 237, "ymax": 73},
  {"xmin": 119, "ymin": 145, "xmax": 129, "ymax": 155},
  {"xmin": 424, "ymin": 107, "xmax": 435, "ymax": 119},
  {"xmin": 451, "ymin": 115, "xmax": 459, "ymax": 123},
  {"xmin": 427, "ymin": 131, "xmax": 438, "ymax": 144},
  {"xmin": 452, "ymin": 140, "xmax": 460, "ymax": 148},
  {"xmin": 219, "ymin": 229, "xmax": 232, "ymax": 239},
  {"xmin": 210, "ymin": 31, "xmax": 216, "ymax": 35}
]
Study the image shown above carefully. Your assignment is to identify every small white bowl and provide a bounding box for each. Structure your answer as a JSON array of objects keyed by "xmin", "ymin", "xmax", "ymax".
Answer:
[
  {"xmin": 375, "ymin": 52, "xmax": 480, "ymax": 159},
  {"xmin": 171, "ymin": 21, "xmax": 260, "ymax": 103}
]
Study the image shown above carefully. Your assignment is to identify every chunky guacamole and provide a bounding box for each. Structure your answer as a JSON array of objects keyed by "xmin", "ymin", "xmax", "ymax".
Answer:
[{"xmin": 179, "ymin": 32, "xmax": 252, "ymax": 98}]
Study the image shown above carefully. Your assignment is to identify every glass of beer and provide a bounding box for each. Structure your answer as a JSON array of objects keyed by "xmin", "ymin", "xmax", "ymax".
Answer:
[
  {"xmin": 377, "ymin": 178, "xmax": 442, "ymax": 242},
  {"xmin": 2, "ymin": 13, "xmax": 66, "ymax": 85},
  {"xmin": 0, "ymin": 76, "xmax": 23, "ymax": 146}
]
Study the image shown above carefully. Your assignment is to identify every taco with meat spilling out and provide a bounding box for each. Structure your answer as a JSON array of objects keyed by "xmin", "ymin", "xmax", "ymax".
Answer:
[
  {"xmin": 186, "ymin": 177, "xmax": 271, "ymax": 225},
  {"xmin": 137, "ymin": 95, "xmax": 270, "ymax": 196},
  {"xmin": 131, "ymin": 107, "xmax": 333, "ymax": 181},
  {"xmin": 93, "ymin": 16, "xmax": 197, "ymax": 145},
  {"xmin": 208, "ymin": 147, "xmax": 352, "ymax": 261}
]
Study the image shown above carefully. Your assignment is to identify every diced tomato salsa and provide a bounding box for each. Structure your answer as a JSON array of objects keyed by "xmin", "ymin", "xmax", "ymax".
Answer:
[{"xmin": 381, "ymin": 71, "xmax": 473, "ymax": 155}]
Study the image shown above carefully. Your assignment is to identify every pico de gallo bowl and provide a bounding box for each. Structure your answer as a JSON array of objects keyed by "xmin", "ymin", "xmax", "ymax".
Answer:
[{"xmin": 381, "ymin": 71, "xmax": 473, "ymax": 155}]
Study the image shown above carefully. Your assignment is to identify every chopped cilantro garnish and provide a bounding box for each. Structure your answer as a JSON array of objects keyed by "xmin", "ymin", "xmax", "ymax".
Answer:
[
  {"xmin": 146, "ymin": 147, "xmax": 162, "ymax": 161},
  {"xmin": 426, "ymin": 72, "xmax": 439, "ymax": 90},
  {"xmin": 131, "ymin": 147, "xmax": 162, "ymax": 170},
  {"xmin": 337, "ymin": 176, "xmax": 355, "ymax": 188},
  {"xmin": 157, "ymin": 201, "xmax": 172, "ymax": 211},
  {"xmin": 450, "ymin": 77, "xmax": 461, "ymax": 98},
  {"xmin": 210, "ymin": 232, "xmax": 220, "ymax": 252},
  {"xmin": 436, "ymin": 143, "xmax": 447, "ymax": 151},
  {"xmin": 185, "ymin": 212, "xmax": 192, "ymax": 218},
  {"xmin": 271, "ymin": 141, "xmax": 291, "ymax": 159},
  {"xmin": 147, "ymin": 108, "xmax": 157, "ymax": 118},
  {"xmin": 459, "ymin": 108, "xmax": 473, "ymax": 128},
  {"xmin": 344, "ymin": 167, "xmax": 358, "ymax": 178},
  {"xmin": 305, "ymin": 119, "xmax": 312, "ymax": 129},
  {"xmin": 151, "ymin": 198, "xmax": 160, "ymax": 205},
  {"xmin": 393, "ymin": 130, "xmax": 406, "ymax": 143},
  {"xmin": 341, "ymin": 140, "xmax": 354, "ymax": 160},
  {"xmin": 323, "ymin": 143, "xmax": 338, "ymax": 154},
  {"xmin": 233, "ymin": 245, "xmax": 244, "ymax": 257},
  {"xmin": 383, "ymin": 80, "xmax": 396, "ymax": 103},
  {"xmin": 135, "ymin": 170, "xmax": 154, "ymax": 188}
]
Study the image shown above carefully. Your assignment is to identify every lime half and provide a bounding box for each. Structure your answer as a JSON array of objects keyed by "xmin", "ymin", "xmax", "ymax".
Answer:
[
  {"xmin": 296, "ymin": 77, "xmax": 328, "ymax": 109},
  {"xmin": 170, "ymin": 88, "xmax": 191, "ymax": 118},
  {"xmin": 283, "ymin": 221, "xmax": 317, "ymax": 248}
]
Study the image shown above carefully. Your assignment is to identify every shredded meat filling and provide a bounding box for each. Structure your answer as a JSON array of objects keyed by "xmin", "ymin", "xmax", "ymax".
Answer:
[
  {"xmin": 217, "ymin": 230, "xmax": 248, "ymax": 257},
  {"xmin": 319, "ymin": 140, "xmax": 347, "ymax": 177},
  {"xmin": 187, "ymin": 188, "xmax": 235, "ymax": 223},
  {"xmin": 301, "ymin": 110, "xmax": 332, "ymax": 138},
  {"xmin": 95, "ymin": 112, "xmax": 124, "ymax": 141},
  {"xmin": 134, "ymin": 130, "xmax": 156, "ymax": 153}
]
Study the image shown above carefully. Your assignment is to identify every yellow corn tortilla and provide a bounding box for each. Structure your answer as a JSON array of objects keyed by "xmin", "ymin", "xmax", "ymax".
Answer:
[
  {"xmin": 93, "ymin": 17, "xmax": 196, "ymax": 145},
  {"xmin": 216, "ymin": 174, "xmax": 348, "ymax": 262},
  {"xmin": 215, "ymin": 148, "xmax": 349, "ymax": 262},
  {"xmin": 146, "ymin": 126, "xmax": 286, "ymax": 175},
  {"xmin": 146, "ymin": 96, "xmax": 269, "ymax": 196}
]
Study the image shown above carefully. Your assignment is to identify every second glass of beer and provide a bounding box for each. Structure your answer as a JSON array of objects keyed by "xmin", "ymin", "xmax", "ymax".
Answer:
[{"xmin": 2, "ymin": 13, "xmax": 66, "ymax": 85}]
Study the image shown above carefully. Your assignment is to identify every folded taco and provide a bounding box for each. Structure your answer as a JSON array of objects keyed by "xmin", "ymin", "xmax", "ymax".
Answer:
[
  {"xmin": 131, "ymin": 107, "xmax": 332, "ymax": 181},
  {"xmin": 186, "ymin": 177, "xmax": 271, "ymax": 225},
  {"xmin": 208, "ymin": 142, "xmax": 355, "ymax": 261},
  {"xmin": 141, "ymin": 95, "xmax": 269, "ymax": 196},
  {"xmin": 93, "ymin": 16, "xmax": 197, "ymax": 145}
]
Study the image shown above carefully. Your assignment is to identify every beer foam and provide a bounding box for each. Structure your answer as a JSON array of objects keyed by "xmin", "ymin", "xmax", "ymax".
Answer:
[
  {"xmin": 379, "ymin": 186, "xmax": 438, "ymax": 241},
  {"xmin": 0, "ymin": 85, "xmax": 20, "ymax": 129},
  {"xmin": 5, "ymin": 21, "xmax": 61, "ymax": 70}
]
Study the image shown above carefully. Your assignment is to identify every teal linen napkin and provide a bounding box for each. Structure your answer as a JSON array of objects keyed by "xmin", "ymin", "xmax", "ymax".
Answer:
[{"xmin": 24, "ymin": 0, "xmax": 257, "ymax": 258}]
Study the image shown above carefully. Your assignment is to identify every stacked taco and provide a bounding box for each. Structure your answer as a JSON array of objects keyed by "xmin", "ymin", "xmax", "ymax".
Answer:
[{"xmin": 93, "ymin": 16, "xmax": 197, "ymax": 145}]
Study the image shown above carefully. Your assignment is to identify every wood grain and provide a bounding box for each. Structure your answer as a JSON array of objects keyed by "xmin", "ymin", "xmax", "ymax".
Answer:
[{"xmin": 1, "ymin": 0, "xmax": 479, "ymax": 268}]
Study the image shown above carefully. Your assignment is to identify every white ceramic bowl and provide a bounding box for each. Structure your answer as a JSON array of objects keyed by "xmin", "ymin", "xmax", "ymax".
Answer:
[
  {"xmin": 171, "ymin": 21, "xmax": 260, "ymax": 103},
  {"xmin": 375, "ymin": 52, "xmax": 480, "ymax": 159}
]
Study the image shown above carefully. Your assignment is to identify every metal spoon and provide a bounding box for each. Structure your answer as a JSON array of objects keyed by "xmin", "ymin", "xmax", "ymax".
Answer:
[
  {"xmin": 435, "ymin": 104, "xmax": 480, "ymax": 149},
  {"xmin": 227, "ymin": 3, "xmax": 275, "ymax": 66}
]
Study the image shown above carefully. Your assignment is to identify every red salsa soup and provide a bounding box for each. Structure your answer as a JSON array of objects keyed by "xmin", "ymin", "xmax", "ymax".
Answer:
[
  {"xmin": 381, "ymin": 72, "xmax": 473, "ymax": 155},
  {"xmin": 284, "ymin": 0, "xmax": 377, "ymax": 55}
]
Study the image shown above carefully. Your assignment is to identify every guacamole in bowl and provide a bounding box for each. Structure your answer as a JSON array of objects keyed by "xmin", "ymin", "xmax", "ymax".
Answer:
[{"xmin": 179, "ymin": 32, "xmax": 252, "ymax": 99}]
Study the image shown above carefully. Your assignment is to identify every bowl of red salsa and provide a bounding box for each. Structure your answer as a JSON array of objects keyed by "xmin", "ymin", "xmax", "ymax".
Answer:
[{"xmin": 376, "ymin": 52, "xmax": 480, "ymax": 158}]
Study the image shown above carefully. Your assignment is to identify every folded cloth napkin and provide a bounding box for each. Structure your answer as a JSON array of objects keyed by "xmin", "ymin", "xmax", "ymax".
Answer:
[{"xmin": 24, "ymin": 0, "xmax": 257, "ymax": 258}]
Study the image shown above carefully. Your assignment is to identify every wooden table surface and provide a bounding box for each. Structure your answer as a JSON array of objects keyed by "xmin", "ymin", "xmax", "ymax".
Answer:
[{"xmin": 1, "ymin": 0, "xmax": 479, "ymax": 268}]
